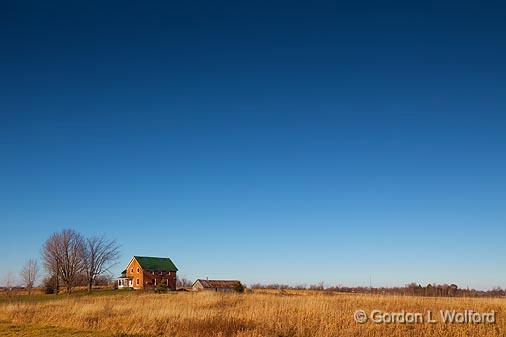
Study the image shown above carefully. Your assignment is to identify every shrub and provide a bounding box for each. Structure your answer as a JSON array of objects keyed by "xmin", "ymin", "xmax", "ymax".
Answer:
[
  {"xmin": 234, "ymin": 283, "xmax": 245, "ymax": 293},
  {"xmin": 43, "ymin": 276, "xmax": 57, "ymax": 294},
  {"xmin": 155, "ymin": 281, "xmax": 168, "ymax": 293}
]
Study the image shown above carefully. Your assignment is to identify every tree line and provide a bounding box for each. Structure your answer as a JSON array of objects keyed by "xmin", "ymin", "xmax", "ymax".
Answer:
[
  {"xmin": 250, "ymin": 282, "xmax": 506, "ymax": 298},
  {"xmin": 6, "ymin": 229, "xmax": 119, "ymax": 295}
]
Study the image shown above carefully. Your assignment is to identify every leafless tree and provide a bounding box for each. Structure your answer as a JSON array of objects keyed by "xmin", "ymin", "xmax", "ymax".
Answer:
[
  {"xmin": 41, "ymin": 229, "xmax": 85, "ymax": 294},
  {"xmin": 2, "ymin": 272, "xmax": 16, "ymax": 298},
  {"xmin": 20, "ymin": 259, "xmax": 39, "ymax": 295},
  {"xmin": 42, "ymin": 232, "xmax": 62, "ymax": 293},
  {"xmin": 176, "ymin": 275, "xmax": 192, "ymax": 288},
  {"xmin": 82, "ymin": 235, "xmax": 120, "ymax": 292},
  {"xmin": 94, "ymin": 274, "xmax": 114, "ymax": 286}
]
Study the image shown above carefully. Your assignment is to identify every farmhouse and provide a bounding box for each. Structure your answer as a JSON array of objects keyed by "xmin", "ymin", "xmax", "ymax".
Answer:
[
  {"xmin": 192, "ymin": 279, "xmax": 242, "ymax": 293},
  {"xmin": 117, "ymin": 256, "xmax": 178, "ymax": 290}
]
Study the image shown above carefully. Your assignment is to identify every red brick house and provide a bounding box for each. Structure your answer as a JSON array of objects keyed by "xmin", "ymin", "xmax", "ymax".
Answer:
[{"xmin": 117, "ymin": 256, "xmax": 178, "ymax": 290}]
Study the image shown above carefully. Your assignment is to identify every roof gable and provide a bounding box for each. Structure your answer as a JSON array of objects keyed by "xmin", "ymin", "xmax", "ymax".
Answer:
[{"xmin": 134, "ymin": 256, "xmax": 178, "ymax": 272}]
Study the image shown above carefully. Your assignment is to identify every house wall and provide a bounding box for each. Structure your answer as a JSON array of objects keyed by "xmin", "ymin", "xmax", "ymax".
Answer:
[
  {"xmin": 215, "ymin": 288, "xmax": 235, "ymax": 293},
  {"xmin": 126, "ymin": 258, "xmax": 144, "ymax": 289},
  {"xmin": 192, "ymin": 280, "xmax": 204, "ymax": 291},
  {"xmin": 143, "ymin": 270, "xmax": 177, "ymax": 291}
]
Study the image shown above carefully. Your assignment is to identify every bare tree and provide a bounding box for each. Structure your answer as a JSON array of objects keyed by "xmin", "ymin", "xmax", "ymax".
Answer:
[
  {"xmin": 20, "ymin": 259, "xmax": 39, "ymax": 295},
  {"xmin": 82, "ymin": 235, "xmax": 120, "ymax": 292},
  {"xmin": 176, "ymin": 275, "xmax": 192, "ymax": 288},
  {"xmin": 41, "ymin": 234, "xmax": 60, "ymax": 293},
  {"xmin": 2, "ymin": 272, "xmax": 16, "ymax": 298},
  {"xmin": 41, "ymin": 229, "xmax": 85, "ymax": 294}
]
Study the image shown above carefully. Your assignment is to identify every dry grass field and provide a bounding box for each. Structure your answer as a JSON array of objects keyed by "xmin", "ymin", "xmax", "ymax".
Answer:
[{"xmin": 0, "ymin": 290, "xmax": 505, "ymax": 337}]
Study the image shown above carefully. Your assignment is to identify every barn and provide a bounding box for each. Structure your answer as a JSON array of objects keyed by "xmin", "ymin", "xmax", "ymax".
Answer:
[{"xmin": 192, "ymin": 279, "xmax": 242, "ymax": 293}]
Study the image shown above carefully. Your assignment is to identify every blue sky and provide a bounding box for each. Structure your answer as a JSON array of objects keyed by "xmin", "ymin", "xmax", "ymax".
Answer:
[{"xmin": 1, "ymin": 0, "xmax": 505, "ymax": 290}]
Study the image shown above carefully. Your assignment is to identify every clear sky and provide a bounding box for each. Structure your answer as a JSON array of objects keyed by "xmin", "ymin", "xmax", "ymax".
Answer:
[{"xmin": 1, "ymin": 0, "xmax": 505, "ymax": 290}]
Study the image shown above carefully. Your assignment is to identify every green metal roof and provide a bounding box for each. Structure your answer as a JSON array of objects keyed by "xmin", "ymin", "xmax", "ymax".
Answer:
[{"xmin": 134, "ymin": 256, "xmax": 178, "ymax": 272}]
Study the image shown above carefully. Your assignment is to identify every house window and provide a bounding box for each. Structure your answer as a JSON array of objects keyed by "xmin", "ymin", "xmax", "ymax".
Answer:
[
  {"xmin": 131, "ymin": 268, "xmax": 133, "ymax": 273},
  {"xmin": 137, "ymin": 268, "xmax": 140, "ymax": 273},
  {"xmin": 154, "ymin": 279, "xmax": 157, "ymax": 286},
  {"xmin": 136, "ymin": 278, "xmax": 139, "ymax": 285}
]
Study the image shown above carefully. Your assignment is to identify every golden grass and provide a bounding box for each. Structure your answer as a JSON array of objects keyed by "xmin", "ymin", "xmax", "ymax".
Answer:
[
  {"xmin": 0, "ymin": 290, "xmax": 505, "ymax": 337},
  {"xmin": 0, "ymin": 320, "xmax": 127, "ymax": 337}
]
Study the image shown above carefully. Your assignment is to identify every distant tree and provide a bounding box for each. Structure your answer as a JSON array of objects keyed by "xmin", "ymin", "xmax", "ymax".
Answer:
[
  {"xmin": 94, "ymin": 274, "xmax": 114, "ymax": 286},
  {"xmin": 81, "ymin": 235, "xmax": 120, "ymax": 293},
  {"xmin": 309, "ymin": 282, "xmax": 325, "ymax": 290},
  {"xmin": 176, "ymin": 275, "xmax": 192, "ymax": 288},
  {"xmin": 20, "ymin": 259, "xmax": 39, "ymax": 295},
  {"xmin": 2, "ymin": 272, "xmax": 16, "ymax": 298},
  {"xmin": 425, "ymin": 283, "xmax": 433, "ymax": 296},
  {"xmin": 41, "ymin": 229, "xmax": 85, "ymax": 294},
  {"xmin": 449, "ymin": 284, "xmax": 458, "ymax": 297}
]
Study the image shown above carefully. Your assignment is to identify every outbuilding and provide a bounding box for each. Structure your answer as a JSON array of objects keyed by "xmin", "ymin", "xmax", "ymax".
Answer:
[{"xmin": 192, "ymin": 279, "xmax": 242, "ymax": 293}]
